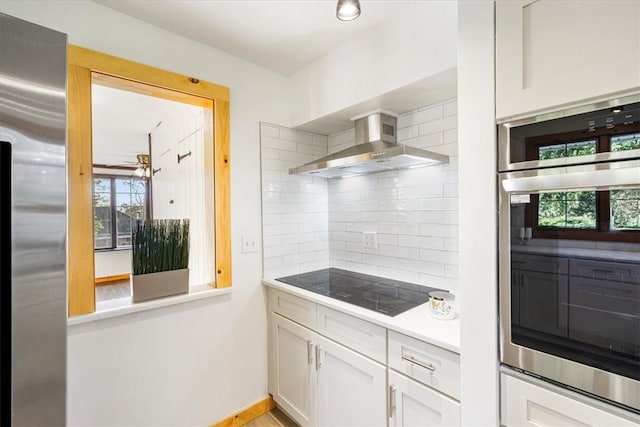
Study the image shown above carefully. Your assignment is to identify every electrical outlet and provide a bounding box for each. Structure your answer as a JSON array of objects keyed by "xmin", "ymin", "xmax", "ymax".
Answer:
[
  {"xmin": 363, "ymin": 231, "xmax": 377, "ymax": 249},
  {"xmin": 242, "ymin": 235, "xmax": 258, "ymax": 253}
]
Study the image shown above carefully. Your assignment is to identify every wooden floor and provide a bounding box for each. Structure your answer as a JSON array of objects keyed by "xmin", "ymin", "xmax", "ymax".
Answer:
[{"xmin": 243, "ymin": 408, "xmax": 298, "ymax": 427}]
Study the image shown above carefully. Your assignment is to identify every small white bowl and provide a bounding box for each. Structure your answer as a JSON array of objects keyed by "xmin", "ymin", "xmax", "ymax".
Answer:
[{"xmin": 428, "ymin": 291, "xmax": 455, "ymax": 320}]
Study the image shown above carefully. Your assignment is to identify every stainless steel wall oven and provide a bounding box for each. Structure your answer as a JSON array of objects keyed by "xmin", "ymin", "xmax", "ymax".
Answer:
[{"xmin": 498, "ymin": 94, "xmax": 640, "ymax": 412}]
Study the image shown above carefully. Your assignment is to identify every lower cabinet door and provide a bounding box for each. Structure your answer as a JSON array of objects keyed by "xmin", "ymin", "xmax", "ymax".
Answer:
[
  {"xmin": 316, "ymin": 335, "xmax": 387, "ymax": 427},
  {"xmin": 271, "ymin": 313, "xmax": 316, "ymax": 427},
  {"xmin": 389, "ymin": 370, "xmax": 460, "ymax": 427}
]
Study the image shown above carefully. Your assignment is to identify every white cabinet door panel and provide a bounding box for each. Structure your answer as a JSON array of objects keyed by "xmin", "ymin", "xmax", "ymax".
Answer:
[
  {"xmin": 496, "ymin": 0, "xmax": 640, "ymax": 120},
  {"xmin": 316, "ymin": 335, "xmax": 387, "ymax": 427},
  {"xmin": 389, "ymin": 371, "xmax": 460, "ymax": 427},
  {"xmin": 272, "ymin": 313, "xmax": 316, "ymax": 427}
]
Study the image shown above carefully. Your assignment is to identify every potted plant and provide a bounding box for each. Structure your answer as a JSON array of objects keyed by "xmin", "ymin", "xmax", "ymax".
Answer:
[{"xmin": 131, "ymin": 218, "xmax": 190, "ymax": 303}]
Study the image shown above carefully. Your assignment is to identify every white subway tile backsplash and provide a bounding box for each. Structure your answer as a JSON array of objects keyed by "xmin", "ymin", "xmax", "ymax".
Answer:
[
  {"xmin": 261, "ymin": 146, "xmax": 280, "ymax": 160},
  {"xmin": 419, "ymin": 224, "xmax": 458, "ymax": 238},
  {"xmin": 419, "ymin": 249, "xmax": 458, "ymax": 265},
  {"xmin": 361, "ymin": 254, "xmax": 399, "ymax": 269},
  {"xmin": 262, "ymin": 99, "xmax": 459, "ymax": 290},
  {"xmin": 376, "ymin": 233, "xmax": 398, "ymax": 246},
  {"xmin": 444, "ymin": 238, "xmax": 459, "ymax": 252},
  {"xmin": 377, "ymin": 222, "xmax": 420, "ymax": 235},
  {"xmin": 397, "ymin": 259, "xmax": 446, "ymax": 276},
  {"xmin": 279, "ymin": 128, "xmax": 313, "ymax": 144},
  {"xmin": 397, "ymin": 104, "xmax": 443, "ymax": 128},
  {"xmin": 297, "ymin": 142, "xmax": 327, "ymax": 156},
  {"xmin": 262, "ymin": 136, "xmax": 297, "ymax": 152},
  {"xmin": 397, "ymin": 235, "xmax": 445, "ymax": 250},
  {"xmin": 261, "ymin": 123, "xmax": 329, "ymax": 278},
  {"xmin": 444, "ymin": 128, "xmax": 458, "ymax": 144},
  {"xmin": 397, "ymin": 184, "xmax": 444, "ymax": 199},
  {"xmin": 280, "ymin": 150, "xmax": 313, "ymax": 163},
  {"xmin": 419, "ymin": 274, "xmax": 459, "ymax": 291},
  {"xmin": 378, "ymin": 267, "xmax": 420, "ymax": 285},
  {"xmin": 260, "ymin": 123, "xmax": 279, "ymax": 138},
  {"xmin": 263, "ymin": 236, "xmax": 282, "ymax": 248},
  {"xmin": 379, "ymin": 244, "xmax": 419, "ymax": 260},
  {"xmin": 443, "ymin": 99, "xmax": 458, "ymax": 117},
  {"xmin": 397, "ymin": 125, "xmax": 420, "ymax": 140}
]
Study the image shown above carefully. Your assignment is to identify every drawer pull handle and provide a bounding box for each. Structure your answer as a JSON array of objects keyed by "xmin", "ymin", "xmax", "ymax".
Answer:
[
  {"xmin": 402, "ymin": 355, "xmax": 436, "ymax": 372},
  {"xmin": 315, "ymin": 345, "xmax": 322, "ymax": 370},
  {"xmin": 307, "ymin": 340, "xmax": 313, "ymax": 365},
  {"xmin": 389, "ymin": 385, "xmax": 397, "ymax": 417},
  {"xmin": 592, "ymin": 269, "xmax": 615, "ymax": 274}
]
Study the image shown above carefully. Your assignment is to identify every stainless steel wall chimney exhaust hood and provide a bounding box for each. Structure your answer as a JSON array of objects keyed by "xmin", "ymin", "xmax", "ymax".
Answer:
[{"xmin": 289, "ymin": 112, "xmax": 449, "ymax": 178}]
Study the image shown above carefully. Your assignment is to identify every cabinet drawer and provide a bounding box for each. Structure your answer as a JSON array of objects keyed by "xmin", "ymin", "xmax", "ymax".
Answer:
[
  {"xmin": 389, "ymin": 330, "xmax": 460, "ymax": 400},
  {"xmin": 569, "ymin": 258, "xmax": 640, "ymax": 285},
  {"xmin": 268, "ymin": 288, "xmax": 316, "ymax": 329},
  {"xmin": 501, "ymin": 372, "xmax": 640, "ymax": 426},
  {"xmin": 512, "ymin": 252, "xmax": 568, "ymax": 275},
  {"xmin": 315, "ymin": 305, "xmax": 386, "ymax": 364}
]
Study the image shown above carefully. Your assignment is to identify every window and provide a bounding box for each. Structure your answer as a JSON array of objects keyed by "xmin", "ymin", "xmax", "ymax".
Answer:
[
  {"xmin": 68, "ymin": 45, "xmax": 231, "ymax": 316},
  {"xmin": 93, "ymin": 176, "xmax": 148, "ymax": 250},
  {"xmin": 525, "ymin": 130, "xmax": 639, "ymax": 243}
]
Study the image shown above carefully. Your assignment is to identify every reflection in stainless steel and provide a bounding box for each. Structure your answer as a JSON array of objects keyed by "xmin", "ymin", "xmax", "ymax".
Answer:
[
  {"xmin": 1, "ymin": 13, "xmax": 67, "ymax": 425},
  {"xmin": 498, "ymin": 170, "xmax": 640, "ymax": 411}
]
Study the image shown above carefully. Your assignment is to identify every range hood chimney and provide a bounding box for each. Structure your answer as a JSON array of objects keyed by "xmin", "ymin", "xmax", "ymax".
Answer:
[{"xmin": 289, "ymin": 111, "xmax": 448, "ymax": 178}]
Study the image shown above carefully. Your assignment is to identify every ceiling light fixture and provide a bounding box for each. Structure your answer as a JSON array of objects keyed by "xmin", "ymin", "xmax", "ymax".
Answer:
[{"xmin": 336, "ymin": 0, "xmax": 361, "ymax": 21}]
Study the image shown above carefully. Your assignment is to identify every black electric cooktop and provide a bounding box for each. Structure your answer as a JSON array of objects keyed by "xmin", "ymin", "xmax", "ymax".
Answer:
[{"xmin": 275, "ymin": 268, "xmax": 445, "ymax": 317}]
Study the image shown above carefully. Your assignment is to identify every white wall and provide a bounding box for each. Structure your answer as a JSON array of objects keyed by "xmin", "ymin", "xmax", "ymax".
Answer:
[
  {"xmin": 94, "ymin": 250, "xmax": 131, "ymax": 278},
  {"xmin": 151, "ymin": 105, "xmax": 214, "ymax": 286},
  {"xmin": 327, "ymin": 100, "xmax": 459, "ymax": 290},
  {"xmin": 0, "ymin": 1, "xmax": 290, "ymax": 425},
  {"xmin": 288, "ymin": 1, "xmax": 457, "ymax": 127},
  {"xmin": 457, "ymin": 1, "xmax": 498, "ymax": 425},
  {"xmin": 260, "ymin": 123, "xmax": 330, "ymax": 278}
]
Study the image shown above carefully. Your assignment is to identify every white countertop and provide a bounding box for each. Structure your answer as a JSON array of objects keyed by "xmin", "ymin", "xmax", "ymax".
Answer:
[
  {"xmin": 512, "ymin": 244, "xmax": 640, "ymax": 263},
  {"xmin": 262, "ymin": 278, "xmax": 460, "ymax": 354}
]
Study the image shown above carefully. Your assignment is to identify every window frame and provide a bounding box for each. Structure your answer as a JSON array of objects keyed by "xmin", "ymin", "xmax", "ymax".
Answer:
[
  {"xmin": 524, "ymin": 125, "xmax": 639, "ymax": 243},
  {"xmin": 93, "ymin": 174, "xmax": 149, "ymax": 251},
  {"xmin": 68, "ymin": 46, "xmax": 231, "ymax": 317}
]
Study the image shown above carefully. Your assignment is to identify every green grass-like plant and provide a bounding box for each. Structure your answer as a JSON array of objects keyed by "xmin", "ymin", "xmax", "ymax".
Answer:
[{"xmin": 132, "ymin": 219, "xmax": 190, "ymax": 275}]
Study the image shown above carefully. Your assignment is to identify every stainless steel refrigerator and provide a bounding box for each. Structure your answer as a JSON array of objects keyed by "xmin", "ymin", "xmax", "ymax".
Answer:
[{"xmin": 1, "ymin": 13, "xmax": 67, "ymax": 425}]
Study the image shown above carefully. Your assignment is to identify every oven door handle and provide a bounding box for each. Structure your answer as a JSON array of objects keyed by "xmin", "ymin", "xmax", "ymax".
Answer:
[{"xmin": 500, "ymin": 160, "xmax": 640, "ymax": 194}]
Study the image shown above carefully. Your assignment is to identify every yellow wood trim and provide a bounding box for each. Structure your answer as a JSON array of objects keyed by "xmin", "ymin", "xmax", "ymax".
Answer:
[
  {"xmin": 67, "ymin": 45, "xmax": 232, "ymax": 316},
  {"xmin": 68, "ymin": 62, "xmax": 96, "ymax": 316},
  {"xmin": 209, "ymin": 396, "xmax": 276, "ymax": 427},
  {"xmin": 68, "ymin": 45, "xmax": 229, "ymax": 102},
  {"xmin": 92, "ymin": 72, "xmax": 213, "ymax": 109},
  {"xmin": 214, "ymin": 100, "xmax": 232, "ymax": 287},
  {"xmin": 95, "ymin": 273, "xmax": 130, "ymax": 286}
]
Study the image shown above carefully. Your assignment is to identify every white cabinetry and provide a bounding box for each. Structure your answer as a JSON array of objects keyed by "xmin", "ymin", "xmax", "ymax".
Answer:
[
  {"xmin": 501, "ymin": 372, "xmax": 640, "ymax": 426},
  {"xmin": 271, "ymin": 313, "xmax": 315, "ymax": 426},
  {"xmin": 495, "ymin": 0, "xmax": 640, "ymax": 120},
  {"xmin": 268, "ymin": 289, "xmax": 387, "ymax": 427},
  {"xmin": 389, "ymin": 370, "xmax": 460, "ymax": 427},
  {"xmin": 388, "ymin": 331, "xmax": 460, "ymax": 427},
  {"xmin": 316, "ymin": 335, "xmax": 387, "ymax": 427}
]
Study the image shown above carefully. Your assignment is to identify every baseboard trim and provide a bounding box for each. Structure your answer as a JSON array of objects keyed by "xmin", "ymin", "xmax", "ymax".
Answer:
[
  {"xmin": 95, "ymin": 274, "xmax": 130, "ymax": 286},
  {"xmin": 210, "ymin": 396, "xmax": 276, "ymax": 427}
]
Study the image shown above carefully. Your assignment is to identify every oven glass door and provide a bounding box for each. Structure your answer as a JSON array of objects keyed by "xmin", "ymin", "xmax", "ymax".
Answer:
[{"xmin": 501, "ymin": 161, "xmax": 640, "ymax": 384}]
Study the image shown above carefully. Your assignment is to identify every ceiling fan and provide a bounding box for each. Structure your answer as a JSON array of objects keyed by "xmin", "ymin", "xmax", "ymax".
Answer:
[
  {"xmin": 93, "ymin": 153, "xmax": 152, "ymax": 178},
  {"xmin": 133, "ymin": 154, "xmax": 150, "ymax": 178}
]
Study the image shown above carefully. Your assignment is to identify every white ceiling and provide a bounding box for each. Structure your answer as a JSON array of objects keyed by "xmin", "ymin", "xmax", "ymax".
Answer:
[
  {"xmin": 94, "ymin": 0, "xmax": 427, "ymax": 77},
  {"xmin": 92, "ymin": 83, "xmax": 202, "ymax": 168}
]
